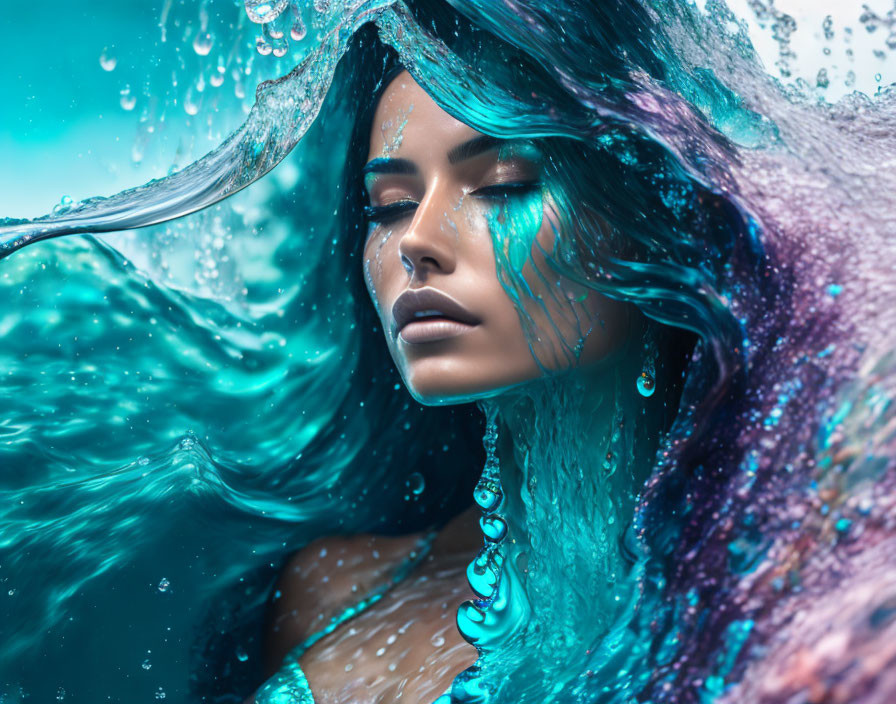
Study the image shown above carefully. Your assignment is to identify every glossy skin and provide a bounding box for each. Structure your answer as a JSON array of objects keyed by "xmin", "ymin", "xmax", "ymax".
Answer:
[
  {"xmin": 262, "ymin": 506, "xmax": 481, "ymax": 703},
  {"xmin": 257, "ymin": 72, "xmax": 634, "ymax": 702}
]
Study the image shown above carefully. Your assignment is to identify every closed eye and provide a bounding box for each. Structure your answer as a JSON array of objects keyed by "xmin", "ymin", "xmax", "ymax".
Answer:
[
  {"xmin": 364, "ymin": 200, "xmax": 418, "ymax": 226},
  {"xmin": 471, "ymin": 181, "xmax": 541, "ymax": 199}
]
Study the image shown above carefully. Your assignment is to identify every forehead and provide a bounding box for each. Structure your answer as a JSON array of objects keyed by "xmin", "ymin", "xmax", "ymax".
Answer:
[{"xmin": 367, "ymin": 70, "xmax": 481, "ymax": 163}]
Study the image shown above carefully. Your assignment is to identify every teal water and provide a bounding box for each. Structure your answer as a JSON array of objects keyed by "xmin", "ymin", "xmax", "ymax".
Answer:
[{"xmin": 3, "ymin": 2, "xmax": 896, "ymax": 703}]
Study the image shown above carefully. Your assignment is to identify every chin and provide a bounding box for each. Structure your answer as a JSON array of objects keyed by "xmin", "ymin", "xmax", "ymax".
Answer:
[{"xmin": 401, "ymin": 358, "xmax": 534, "ymax": 407}]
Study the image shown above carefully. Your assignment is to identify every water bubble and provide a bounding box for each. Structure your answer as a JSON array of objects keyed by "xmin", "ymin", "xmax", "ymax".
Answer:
[
  {"xmin": 255, "ymin": 37, "xmax": 273, "ymax": 56},
  {"xmin": 52, "ymin": 195, "xmax": 74, "ymax": 215},
  {"xmin": 271, "ymin": 40, "xmax": 289, "ymax": 58},
  {"xmin": 245, "ymin": 0, "xmax": 288, "ymax": 24},
  {"xmin": 137, "ymin": 456, "xmax": 150, "ymax": 467},
  {"xmin": 210, "ymin": 72, "xmax": 224, "ymax": 88},
  {"xmin": 406, "ymin": 472, "xmax": 425, "ymax": 495},
  {"xmin": 236, "ymin": 646, "xmax": 249, "ymax": 662},
  {"xmin": 56, "ymin": 688, "xmax": 65, "ymax": 701},
  {"xmin": 157, "ymin": 577, "xmax": 171, "ymax": 593},
  {"xmin": 192, "ymin": 31, "xmax": 214, "ymax": 56},
  {"xmin": 99, "ymin": 48, "xmax": 117, "ymax": 72},
  {"xmin": 290, "ymin": 19, "xmax": 307, "ymax": 41},
  {"xmin": 268, "ymin": 26, "xmax": 284, "ymax": 39},
  {"xmin": 119, "ymin": 86, "xmax": 136, "ymax": 111},
  {"xmin": 636, "ymin": 371, "xmax": 656, "ymax": 397},
  {"xmin": 141, "ymin": 658, "xmax": 152, "ymax": 671},
  {"xmin": 430, "ymin": 633, "xmax": 446, "ymax": 647},
  {"xmin": 154, "ymin": 688, "xmax": 166, "ymax": 700}
]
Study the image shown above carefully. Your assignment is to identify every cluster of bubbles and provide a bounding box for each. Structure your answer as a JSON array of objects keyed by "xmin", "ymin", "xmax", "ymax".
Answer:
[{"xmin": 245, "ymin": 0, "xmax": 309, "ymax": 57}]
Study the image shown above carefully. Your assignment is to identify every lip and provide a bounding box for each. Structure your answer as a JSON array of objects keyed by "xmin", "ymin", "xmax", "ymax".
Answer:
[{"xmin": 391, "ymin": 287, "xmax": 480, "ymax": 343}]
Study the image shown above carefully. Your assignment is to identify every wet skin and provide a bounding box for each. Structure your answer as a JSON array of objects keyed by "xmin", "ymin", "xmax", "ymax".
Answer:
[{"xmin": 256, "ymin": 71, "xmax": 632, "ymax": 702}]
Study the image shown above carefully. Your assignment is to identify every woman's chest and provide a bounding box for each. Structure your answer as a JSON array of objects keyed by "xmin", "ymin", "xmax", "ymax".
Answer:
[{"xmin": 299, "ymin": 558, "xmax": 478, "ymax": 703}]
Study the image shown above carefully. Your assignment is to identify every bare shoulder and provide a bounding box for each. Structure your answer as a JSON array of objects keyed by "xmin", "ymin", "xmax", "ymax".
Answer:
[{"xmin": 261, "ymin": 530, "xmax": 428, "ymax": 677}]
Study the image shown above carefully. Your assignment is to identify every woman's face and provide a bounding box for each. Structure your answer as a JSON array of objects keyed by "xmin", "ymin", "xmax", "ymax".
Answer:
[{"xmin": 362, "ymin": 71, "xmax": 629, "ymax": 405}]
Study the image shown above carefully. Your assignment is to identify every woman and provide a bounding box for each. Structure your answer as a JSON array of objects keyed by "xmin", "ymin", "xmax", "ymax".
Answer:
[{"xmin": 249, "ymin": 6, "xmax": 744, "ymax": 701}]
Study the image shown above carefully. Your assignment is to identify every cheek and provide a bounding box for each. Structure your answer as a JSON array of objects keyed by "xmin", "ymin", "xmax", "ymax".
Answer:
[{"xmin": 362, "ymin": 228, "xmax": 400, "ymax": 318}]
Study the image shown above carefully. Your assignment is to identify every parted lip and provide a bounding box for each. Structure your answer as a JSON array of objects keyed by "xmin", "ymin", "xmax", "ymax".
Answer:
[{"xmin": 391, "ymin": 287, "xmax": 480, "ymax": 337}]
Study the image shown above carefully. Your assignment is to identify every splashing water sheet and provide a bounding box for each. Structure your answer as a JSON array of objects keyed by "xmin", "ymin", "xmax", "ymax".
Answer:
[{"xmin": 3, "ymin": 1, "xmax": 896, "ymax": 703}]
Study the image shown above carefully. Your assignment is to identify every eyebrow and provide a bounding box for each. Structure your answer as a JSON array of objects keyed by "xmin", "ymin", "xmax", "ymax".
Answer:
[
  {"xmin": 447, "ymin": 135, "xmax": 502, "ymax": 164},
  {"xmin": 361, "ymin": 157, "xmax": 418, "ymax": 176},
  {"xmin": 360, "ymin": 134, "xmax": 507, "ymax": 176}
]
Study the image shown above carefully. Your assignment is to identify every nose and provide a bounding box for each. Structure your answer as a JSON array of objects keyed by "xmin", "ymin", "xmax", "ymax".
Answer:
[{"xmin": 396, "ymin": 185, "xmax": 457, "ymax": 279}]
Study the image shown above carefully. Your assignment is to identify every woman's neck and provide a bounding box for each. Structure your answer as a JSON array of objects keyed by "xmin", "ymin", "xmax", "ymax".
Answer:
[{"xmin": 472, "ymin": 358, "xmax": 660, "ymax": 655}]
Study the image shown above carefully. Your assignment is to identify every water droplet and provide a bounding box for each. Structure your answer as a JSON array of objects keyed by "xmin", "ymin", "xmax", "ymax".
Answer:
[
  {"xmin": 141, "ymin": 658, "xmax": 152, "ymax": 671},
  {"xmin": 473, "ymin": 480, "xmax": 502, "ymax": 513},
  {"xmin": 157, "ymin": 577, "xmax": 171, "ymax": 593},
  {"xmin": 154, "ymin": 687, "xmax": 166, "ymax": 700},
  {"xmin": 192, "ymin": 31, "xmax": 213, "ymax": 56},
  {"xmin": 271, "ymin": 40, "xmax": 289, "ymax": 58},
  {"xmin": 244, "ymin": 0, "xmax": 288, "ymax": 24},
  {"xmin": 290, "ymin": 19, "xmax": 307, "ymax": 41},
  {"xmin": 479, "ymin": 515, "xmax": 507, "ymax": 542},
  {"xmin": 184, "ymin": 90, "xmax": 199, "ymax": 116},
  {"xmin": 56, "ymin": 688, "xmax": 65, "ymax": 701},
  {"xmin": 210, "ymin": 72, "xmax": 224, "ymax": 88},
  {"xmin": 138, "ymin": 456, "xmax": 150, "ymax": 466},
  {"xmin": 406, "ymin": 472, "xmax": 425, "ymax": 495},
  {"xmin": 236, "ymin": 646, "xmax": 249, "ymax": 662},
  {"xmin": 99, "ymin": 48, "xmax": 117, "ymax": 72},
  {"xmin": 636, "ymin": 371, "xmax": 655, "ymax": 397},
  {"xmin": 119, "ymin": 86, "xmax": 136, "ymax": 111},
  {"xmin": 430, "ymin": 633, "xmax": 446, "ymax": 647},
  {"xmin": 255, "ymin": 37, "xmax": 273, "ymax": 56}
]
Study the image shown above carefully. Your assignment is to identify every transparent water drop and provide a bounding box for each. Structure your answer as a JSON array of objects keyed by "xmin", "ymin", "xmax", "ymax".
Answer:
[
  {"xmin": 636, "ymin": 371, "xmax": 655, "ymax": 398},
  {"xmin": 192, "ymin": 31, "xmax": 214, "ymax": 56},
  {"xmin": 210, "ymin": 73, "xmax": 224, "ymax": 87},
  {"xmin": 268, "ymin": 25, "xmax": 284, "ymax": 39},
  {"xmin": 255, "ymin": 37, "xmax": 273, "ymax": 56},
  {"xmin": 406, "ymin": 472, "xmax": 425, "ymax": 495},
  {"xmin": 99, "ymin": 47, "xmax": 117, "ymax": 72},
  {"xmin": 157, "ymin": 577, "xmax": 171, "ymax": 593},
  {"xmin": 244, "ymin": 0, "xmax": 288, "ymax": 24},
  {"xmin": 430, "ymin": 633, "xmax": 446, "ymax": 647},
  {"xmin": 141, "ymin": 658, "xmax": 152, "ymax": 671},
  {"xmin": 184, "ymin": 90, "xmax": 199, "ymax": 116},
  {"xmin": 154, "ymin": 688, "xmax": 166, "ymax": 701},
  {"xmin": 236, "ymin": 646, "xmax": 249, "ymax": 662},
  {"xmin": 56, "ymin": 687, "xmax": 65, "ymax": 701},
  {"xmin": 119, "ymin": 86, "xmax": 136, "ymax": 111},
  {"xmin": 290, "ymin": 19, "xmax": 307, "ymax": 41},
  {"xmin": 271, "ymin": 40, "xmax": 289, "ymax": 58}
]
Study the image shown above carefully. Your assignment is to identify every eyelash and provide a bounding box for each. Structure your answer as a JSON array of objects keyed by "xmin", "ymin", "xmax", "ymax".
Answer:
[{"xmin": 364, "ymin": 181, "xmax": 541, "ymax": 226}]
